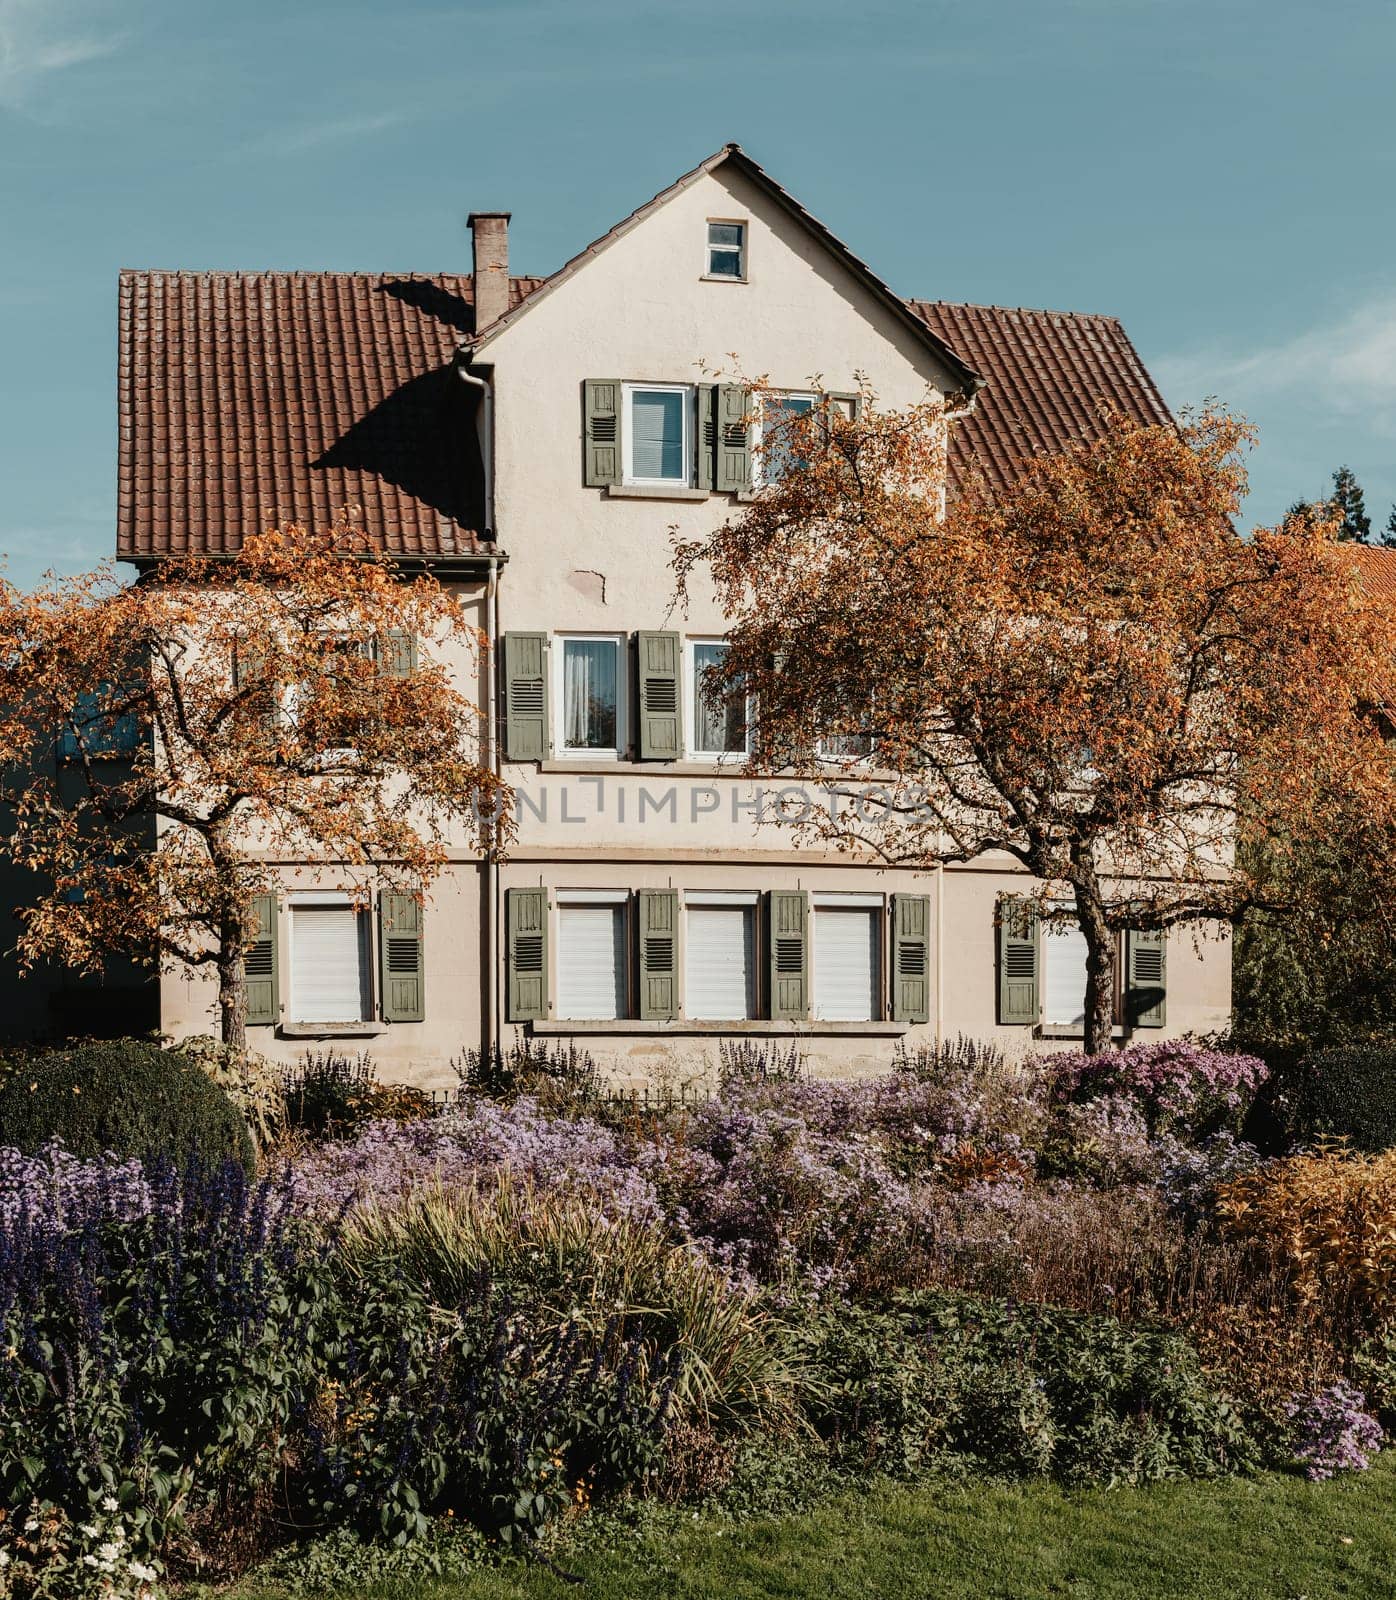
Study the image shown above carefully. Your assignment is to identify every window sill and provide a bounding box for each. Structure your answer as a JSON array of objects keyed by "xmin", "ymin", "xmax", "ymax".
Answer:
[
  {"xmin": 278, "ymin": 1021, "xmax": 387, "ymax": 1040},
  {"xmin": 699, "ymin": 273, "xmax": 748, "ymax": 285},
  {"xmin": 1035, "ymin": 1024, "xmax": 1127, "ymax": 1041},
  {"xmin": 606, "ymin": 484, "xmax": 710, "ymax": 502},
  {"xmin": 539, "ymin": 759, "xmax": 753, "ymax": 776},
  {"xmin": 532, "ymin": 1019, "xmax": 907, "ymax": 1037}
]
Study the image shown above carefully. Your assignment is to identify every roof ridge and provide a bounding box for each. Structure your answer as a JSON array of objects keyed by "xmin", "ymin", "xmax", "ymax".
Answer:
[{"xmin": 909, "ymin": 297, "xmax": 1125, "ymax": 325}]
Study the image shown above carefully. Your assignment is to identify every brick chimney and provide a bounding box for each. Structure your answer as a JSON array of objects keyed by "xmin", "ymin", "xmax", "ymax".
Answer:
[{"xmin": 468, "ymin": 211, "xmax": 511, "ymax": 333}]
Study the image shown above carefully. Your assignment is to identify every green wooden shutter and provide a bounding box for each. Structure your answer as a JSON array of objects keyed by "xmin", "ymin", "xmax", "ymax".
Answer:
[
  {"xmin": 768, "ymin": 889, "xmax": 809, "ymax": 1020},
  {"xmin": 891, "ymin": 893, "xmax": 931, "ymax": 1024},
  {"xmin": 637, "ymin": 889, "xmax": 679, "ymax": 1020},
  {"xmin": 378, "ymin": 629, "xmax": 417, "ymax": 678},
  {"xmin": 506, "ymin": 887, "xmax": 549, "ymax": 1021},
  {"xmin": 379, "ymin": 891, "xmax": 425, "ymax": 1022},
  {"xmin": 695, "ymin": 384, "xmax": 716, "ymax": 491},
  {"xmin": 244, "ymin": 893, "xmax": 278, "ymax": 1026},
  {"xmin": 584, "ymin": 379, "xmax": 622, "ymax": 486},
  {"xmin": 637, "ymin": 631, "xmax": 683, "ymax": 760},
  {"xmin": 997, "ymin": 897, "xmax": 1039, "ymax": 1026},
  {"xmin": 503, "ymin": 632, "xmax": 550, "ymax": 761},
  {"xmin": 716, "ymin": 385, "xmax": 751, "ymax": 492},
  {"xmin": 1125, "ymin": 927, "xmax": 1167, "ymax": 1029}
]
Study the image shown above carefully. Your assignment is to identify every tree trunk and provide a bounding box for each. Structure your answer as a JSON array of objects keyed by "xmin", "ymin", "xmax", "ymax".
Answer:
[
  {"xmin": 1069, "ymin": 851, "xmax": 1117, "ymax": 1057},
  {"xmin": 216, "ymin": 936, "xmax": 247, "ymax": 1052},
  {"xmin": 209, "ymin": 824, "xmax": 248, "ymax": 1051}
]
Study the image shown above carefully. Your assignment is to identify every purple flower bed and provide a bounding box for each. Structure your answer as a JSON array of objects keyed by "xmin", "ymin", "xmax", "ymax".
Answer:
[
  {"xmin": 0, "ymin": 1140, "xmax": 153, "ymax": 1235},
  {"xmin": 1040, "ymin": 1041, "xmax": 1268, "ymax": 1137},
  {"xmin": 289, "ymin": 1097, "xmax": 666, "ymax": 1225}
]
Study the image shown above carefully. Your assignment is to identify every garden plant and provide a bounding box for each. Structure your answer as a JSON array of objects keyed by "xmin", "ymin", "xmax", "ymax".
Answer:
[{"xmin": 2, "ymin": 1032, "xmax": 1394, "ymax": 1597}]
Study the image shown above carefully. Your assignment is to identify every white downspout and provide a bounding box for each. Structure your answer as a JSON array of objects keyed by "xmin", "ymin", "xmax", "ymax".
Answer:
[
  {"xmin": 935, "ymin": 860, "xmax": 945, "ymax": 1047},
  {"xmin": 458, "ymin": 363, "xmax": 501, "ymax": 1060}
]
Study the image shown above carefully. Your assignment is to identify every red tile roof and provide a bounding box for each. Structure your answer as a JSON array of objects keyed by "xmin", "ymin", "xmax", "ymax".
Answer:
[
  {"xmin": 911, "ymin": 300, "xmax": 1174, "ymax": 496},
  {"xmin": 1343, "ymin": 542, "xmax": 1396, "ymax": 601},
  {"xmin": 118, "ymin": 270, "xmax": 542, "ymax": 563},
  {"xmin": 117, "ymin": 278, "xmax": 1175, "ymax": 562}
]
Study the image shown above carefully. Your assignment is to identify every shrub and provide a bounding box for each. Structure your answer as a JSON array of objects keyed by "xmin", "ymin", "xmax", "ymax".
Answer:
[
  {"xmin": 788, "ymin": 1293, "xmax": 1257, "ymax": 1484},
  {"xmin": 452, "ymin": 1035, "xmax": 603, "ymax": 1113},
  {"xmin": 1285, "ymin": 1382, "xmax": 1383, "ymax": 1480},
  {"xmin": 1217, "ymin": 1146, "xmax": 1396, "ymax": 1328},
  {"xmin": 0, "ymin": 1040, "xmax": 253, "ymax": 1171},
  {"xmin": 0, "ymin": 1160, "xmax": 325, "ymax": 1573},
  {"xmin": 1283, "ymin": 1045, "xmax": 1396, "ymax": 1153},
  {"xmin": 173, "ymin": 1037, "xmax": 287, "ymax": 1153},
  {"xmin": 1041, "ymin": 1041, "xmax": 1268, "ymax": 1140},
  {"xmin": 718, "ymin": 1037, "xmax": 806, "ymax": 1088},
  {"xmin": 336, "ymin": 1181, "xmax": 795, "ymax": 1430}
]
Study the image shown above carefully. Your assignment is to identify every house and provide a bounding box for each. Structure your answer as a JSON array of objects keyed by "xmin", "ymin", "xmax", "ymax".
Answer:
[{"xmin": 110, "ymin": 144, "xmax": 1231, "ymax": 1086}]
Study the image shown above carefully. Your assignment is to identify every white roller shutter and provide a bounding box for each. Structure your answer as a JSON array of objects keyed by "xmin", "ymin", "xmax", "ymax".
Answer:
[
  {"xmin": 1042, "ymin": 922, "xmax": 1089, "ymax": 1028},
  {"xmin": 813, "ymin": 908, "xmax": 880, "ymax": 1021},
  {"xmin": 685, "ymin": 906, "xmax": 756, "ymax": 1020},
  {"xmin": 557, "ymin": 904, "xmax": 626, "ymax": 1019},
  {"xmin": 290, "ymin": 905, "xmax": 368, "ymax": 1023}
]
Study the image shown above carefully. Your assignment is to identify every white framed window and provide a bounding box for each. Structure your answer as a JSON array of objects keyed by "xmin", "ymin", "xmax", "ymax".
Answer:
[
  {"xmin": 705, "ymin": 220, "xmax": 747, "ymax": 280},
  {"xmin": 754, "ymin": 392, "xmax": 818, "ymax": 485},
  {"xmin": 688, "ymin": 639, "xmax": 750, "ymax": 760},
  {"xmin": 623, "ymin": 383, "xmax": 692, "ymax": 486},
  {"xmin": 685, "ymin": 892, "xmax": 758, "ymax": 1020},
  {"xmin": 812, "ymin": 895, "xmax": 883, "ymax": 1021},
  {"xmin": 287, "ymin": 895, "xmax": 372, "ymax": 1024},
  {"xmin": 1041, "ymin": 920, "xmax": 1091, "ymax": 1030},
  {"xmin": 555, "ymin": 634, "xmax": 625, "ymax": 758},
  {"xmin": 556, "ymin": 889, "xmax": 629, "ymax": 1020}
]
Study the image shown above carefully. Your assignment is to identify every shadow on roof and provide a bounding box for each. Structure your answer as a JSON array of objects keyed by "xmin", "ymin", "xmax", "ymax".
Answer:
[
  {"xmin": 376, "ymin": 277, "xmax": 475, "ymax": 335},
  {"xmin": 311, "ymin": 363, "xmax": 484, "ymax": 531}
]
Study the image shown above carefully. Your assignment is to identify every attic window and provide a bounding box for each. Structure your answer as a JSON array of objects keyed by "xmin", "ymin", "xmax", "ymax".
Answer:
[{"xmin": 706, "ymin": 221, "xmax": 746, "ymax": 280}]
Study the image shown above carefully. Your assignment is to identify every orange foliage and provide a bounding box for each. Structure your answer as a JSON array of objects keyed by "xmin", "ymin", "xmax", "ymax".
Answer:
[
  {"xmin": 0, "ymin": 525, "xmax": 510, "ymax": 1044},
  {"xmin": 675, "ymin": 393, "xmax": 1396, "ymax": 1051}
]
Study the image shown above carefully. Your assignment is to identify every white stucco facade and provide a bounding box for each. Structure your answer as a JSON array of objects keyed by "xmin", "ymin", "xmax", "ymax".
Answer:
[{"xmin": 149, "ymin": 151, "xmax": 1232, "ymax": 1084}]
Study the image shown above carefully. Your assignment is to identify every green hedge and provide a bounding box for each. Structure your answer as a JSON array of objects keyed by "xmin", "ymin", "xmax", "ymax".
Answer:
[
  {"xmin": 0, "ymin": 1039, "xmax": 253, "ymax": 1170},
  {"xmin": 1284, "ymin": 1045, "xmax": 1396, "ymax": 1154}
]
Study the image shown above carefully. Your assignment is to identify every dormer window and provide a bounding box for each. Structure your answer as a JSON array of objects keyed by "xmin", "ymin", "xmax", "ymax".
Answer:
[{"xmin": 706, "ymin": 221, "xmax": 746, "ymax": 280}]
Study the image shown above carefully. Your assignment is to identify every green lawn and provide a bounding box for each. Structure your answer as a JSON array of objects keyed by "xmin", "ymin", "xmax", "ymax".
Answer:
[{"xmin": 230, "ymin": 1462, "xmax": 1396, "ymax": 1600}]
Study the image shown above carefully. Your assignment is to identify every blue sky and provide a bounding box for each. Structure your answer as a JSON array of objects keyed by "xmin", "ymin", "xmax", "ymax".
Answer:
[{"xmin": 1, "ymin": 0, "xmax": 1393, "ymax": 586}]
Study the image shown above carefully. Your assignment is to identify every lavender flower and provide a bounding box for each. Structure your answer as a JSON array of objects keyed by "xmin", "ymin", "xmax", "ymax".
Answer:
[{"xmin": 1286, "ymin": 1382, "xmax": 1384, "ymax": 1480}]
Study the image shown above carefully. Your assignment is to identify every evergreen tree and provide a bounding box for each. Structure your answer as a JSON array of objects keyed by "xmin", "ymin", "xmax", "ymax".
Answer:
[
  {"xmin": 1384, "ymin": 504, "xmax": 1396, "ymax": 548},
  {"xmin": 1330, "ymin": 464, "xmax": 1371, "ymax": 542}
]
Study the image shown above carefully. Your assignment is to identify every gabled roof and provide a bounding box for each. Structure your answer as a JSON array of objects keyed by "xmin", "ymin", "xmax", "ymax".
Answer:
[
  {"xmin": 117, "ymin": 269, "xmax": 542, "ymax": 564},
  {"xmin": 462, "ymin": 143, "xmax": 983, "ymax": 399},
  {"xmin": 910, "ymin": 300, "xmax": 1174, "ymax": 496},
  {"xmin": 116, "ymin": 151, "xmax": 1182, "ymax": 564}
]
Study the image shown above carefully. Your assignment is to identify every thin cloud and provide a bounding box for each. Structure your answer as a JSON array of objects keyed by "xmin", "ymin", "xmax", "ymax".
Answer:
[
  {"xmin": 1156, "ymin": 293, "xmax": 1396, "ymax": 439},
  {"xmin": 245, "ymin": 109, "xmax": 411, "ymax": 156},
  {"xmin": 0, "ymin": 0, "xmax": 124, "ymax": 110}
]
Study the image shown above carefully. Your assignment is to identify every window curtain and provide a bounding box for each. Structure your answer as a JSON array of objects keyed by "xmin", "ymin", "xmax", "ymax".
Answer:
[
  {"xmin": 693, "ymin": 642, "xmax": 744, "ymax": 754},
  {"xmin": 631, "ymin": 390, "xmax": 685, "ymax": 480},
  {"xmin": 564, "ymin": 640, "xmax": 617, "ymax": 749}
]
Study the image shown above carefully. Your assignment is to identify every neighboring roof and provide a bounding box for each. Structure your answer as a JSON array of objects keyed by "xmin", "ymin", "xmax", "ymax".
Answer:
[
  {"xmin": 1344, "ymin": 542, "xmax": 1396, "ymax": 601},
  {"xmin": 118, "ymin": 270, "xmax": 542, "ymax": 564},
  {"xmin": 911, "ymin": 300, "xmax": 1174, "ymax": 497},
  {"xmin": 462, "ymin": 143, "xmax": 983, "ymax": 400}
]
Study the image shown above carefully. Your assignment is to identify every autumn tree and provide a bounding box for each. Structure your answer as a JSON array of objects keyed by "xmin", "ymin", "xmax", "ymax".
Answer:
[
  {"xmin": 675, "ymin": 396, "xmax": 1396, "ymax": 1054},
  {"xmin": 0, "ymin": 527, "xmax": 509, "ymax": 1048}
]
